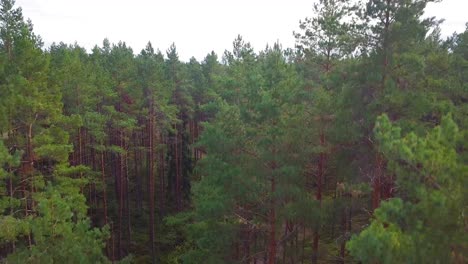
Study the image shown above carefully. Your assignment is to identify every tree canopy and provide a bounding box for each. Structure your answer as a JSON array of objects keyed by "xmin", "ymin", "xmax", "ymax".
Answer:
[{"xmin": 0, "ymin": 0, "xmax": 466, "ymax": 263}]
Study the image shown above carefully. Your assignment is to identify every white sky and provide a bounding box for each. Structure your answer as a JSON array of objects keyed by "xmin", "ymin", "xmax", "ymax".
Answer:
[{"xmin": 15, "ymin": 0, "xmax": 468, "ymax": 61}]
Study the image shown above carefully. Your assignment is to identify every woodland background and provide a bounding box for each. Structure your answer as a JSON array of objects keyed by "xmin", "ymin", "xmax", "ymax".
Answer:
[{"xmin": 0, "ymin": 0, "xmax": 466, "ymax": 263}]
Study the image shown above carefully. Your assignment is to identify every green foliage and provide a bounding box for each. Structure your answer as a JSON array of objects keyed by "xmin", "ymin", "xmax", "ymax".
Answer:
[
  {"xmin": 1, "ymin": 0, "xmax": 467, "ymax": 262},
  {"xmin": 6, "ymin": 182, "xmax": 110, "ymax": 263},
  {"xmin": 347, "ymin": 215, "xmax": 413, "ymax": 263},
  {"xmin": 0, "ymin": 1, "xmax": 109, "ymax": 261},
  {"xmin": 348, "ymin": 114, "xmax": 467, "ymax": 263},
  {"xmin": 295, "ymin": 0, "xmax": 359, "ymax": 62}
]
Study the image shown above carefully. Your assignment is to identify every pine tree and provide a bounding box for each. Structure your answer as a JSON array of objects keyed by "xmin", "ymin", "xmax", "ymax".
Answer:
[
  {"xmin": 0, "ymin": 1, "xmax": 109, "ymax": 261},
  {"xmin": 166, "ymin": 44, "xmax": 194, "ymax": 212},
  {"xmin": 348, "ymin": 113, "xmax": 467, "ymax": 263}
]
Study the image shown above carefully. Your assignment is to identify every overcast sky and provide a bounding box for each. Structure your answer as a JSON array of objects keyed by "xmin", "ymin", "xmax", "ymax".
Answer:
[{"xmin": 15, "ymin": 0, "xmax": 468, "ymax": 61}]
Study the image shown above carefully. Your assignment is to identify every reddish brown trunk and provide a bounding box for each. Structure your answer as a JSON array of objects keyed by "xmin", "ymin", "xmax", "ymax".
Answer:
[
  {"xmin": 148, "ymin": 103, "xmax": 156, "ymax": 263},
  {"xmin": 317, "ymin": 131, "xmax": 325, "ymax": 202},
  {"xmin": 134, "ymin": 132, "xmax": 143, "ymax": 213},
  {"xmin": 179, "ymin": 130, "xmax": 183, "ymax": 208},
  {"xmin": 189, "ymin": 120, "xmax": 194, "ymax": 159},
  {"xmin": 159, "ymin": 133, "xmax": 166, "ymax": 216},
  {"xmin": 175, "ymin": 128, "xmax": 181, "ymax": 211},
  {"xmin": 372, "ymin": 180, "xmax": 381, "ymax": 210},
  {"xmin": 90, "ymin": 136, "xmax": 98, "ymax": 213},
  {"xmin": 125, "ymin": 144, "xmax": 131, "ymax": 247},
  {"xmin": 79, "ymin": 128, "xmax": 83, "ymax": 176},
  {"xmin": 83, "ymin": 128, "xmax": 88, "ymax": 166},
  {"xmin": 372, "ymin": 153, "xmax": 384, "ymax": 210},
  {"xmin": 118, "ymin": 131, "xmax": 124, "ymax": 258},
  {"xmin": 101, "ymin": 152, "xmax": 108, "ymax": 224},
  {"xmin": 268, "ymin": 174, "xmax": 276, "ymax": 264},
  {"xmin": 100, "ymin": 151, "xmax": 110, "ymax": 258}
]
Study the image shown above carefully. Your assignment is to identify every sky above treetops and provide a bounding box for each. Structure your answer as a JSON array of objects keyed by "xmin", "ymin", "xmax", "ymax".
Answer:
[{"xmin": 16, "ymin": 0, "xmax": 467, "ymax": 61}]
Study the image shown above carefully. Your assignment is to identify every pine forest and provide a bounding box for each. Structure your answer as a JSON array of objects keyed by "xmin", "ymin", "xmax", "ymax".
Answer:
[{"xmin": 0, "ymin": 0, "xmax": 467, "ymax": 263}]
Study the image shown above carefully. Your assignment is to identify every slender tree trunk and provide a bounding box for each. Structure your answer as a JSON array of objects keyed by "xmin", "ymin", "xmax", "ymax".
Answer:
[
  {"xmin": 331, "ymin": 192, "xmax": 336, "ymax": 238},
  {"xmin": 381, "ymin": 0, "xmax": 391, "ymax": 88},
  {"xmin": 312, "ymin": 230, "xmax": 319, "ymax": 264},
  {"xmin": 91, "ymin": 137, "xmax": 98, "ymax": 216},
  {"xmin": 372, "ymin": 153, "xmax": 384, "ymax": 210},
  {"xmin": 134, "ymin": 132, "xmax": 143, "ymax": 213},
  {"xmin": 175, "ymin": 127, "xmax": 181, "ymax": 211},
  {"xmin": 27, "ymin": 121, "xmax": 34, "ymax": 207},
  {"xmin": 111, "ymin": 222, "xmax": 116, "ymax": 262},
  {"xmin": 253, "ymin": 231, "xmax": 258, "ymax": 264},
  {"xmin": 268, "ymin": 172, "xmax": 277, "ymax": 264},
  {"xmin": 348, "ymin": 200, "xmax": 353, "ymax": 233},
  {"xmin": 100, "ymin": 151, "xmax": 110, "ymax": 257},
  {"xmin": 313, "ymin": 129, "xmax": 325, "ymax": 264},
  {"xmin": 79, "ymin": 127, "xmax": 83, "ymax": 179},
  {"xmin": 283, "ymin": 223, "xmax": 288, "ymax": 263},
  {"xmin": 7, "ymin": 167, "xmax": 15, "ymax": 252},
  {"xmin": 159, "ymin": 133, "xmax": 166, "ymax": 217},
  {"xmin": 179, "ymin": 130, "xmax": 183, "ymax": 208},
  {"xmin": 195, "ymin": 121, "xmax": 199, "ymax": 161},
  {"xmin": 317, "ymin": 130, "xmax": 325, "ymax": 202},
  {"xmin": 118, "ymin": 131, "xmax": 124, "ymax": 258},
  {"xmin": 375, "ymin": 0, "xmax": 391, "ymax": 209},
  {"xmin": 294, "ymin": 224, "xmax": 299, "ymax": 264},
  {"xmin": 245, "ymin": 227, "xmax": 251, "ymax": 263},
  {"xmin": 101, "ymin": 152, "xmax": 108, "ymax": 224},
  {"xmin": 125, "ymin": 143, "xmax": 131, "ymax": 250},
  {"xmin": 189, "ymin": 120, "xmax": 194, "ymax": 159},
  {"xmin": 24, "ymin": 122, "xmax": 35, "ymax": 248},
  {"xmin": 339, "ymin": 208, "xmax": 347, "ymax": 264},
  {"xmin": 148, "ymin": 102, "xmax": 156, "ymax": 263},
  {"xmin": 301, "ymin": 224, "xmax": 305, "ymax": 264}
]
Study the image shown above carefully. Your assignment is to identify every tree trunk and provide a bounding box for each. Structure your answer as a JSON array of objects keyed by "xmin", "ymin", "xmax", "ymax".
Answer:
[
  {"xmin": 313, "ymin": 129, "xmax": 325, "ymax": 264},
  {"xmin": 125, "ymin": 143, "xmax": 131, "ymax": 250},
  {"xmin": 175, "ymin": 127, "xmax": 181, "ymax": 211},
  {"xmin": 148, "ymin": 102, "xmax": 156, "ymax": 263},
  {"xmin": 339, "ymin": 209, "xmax": 347, "ymax": 264},
  {"xmin": 118, "ymin": 131, "xmax": 124, "ymax": 258},
  {"xmin": 301, "ymin": 224, "xmax": 305, "ymax": 264},
  {"xmin": 101, "ymin": 151, "xmax": 110, "ymax": 257},
  {"xmin": 282, "ymin": 223, "xmax": 288, "ymax": 263},
  {"xmin": 134, "ymin": 132, "xmax": 143, "ymax": 213},
  {"xmin": 159, "ymin": 133, "xmax": 166, "ymax": 217},
  {"xmin": 381, "ymin": 0, "xmax": 391, "ymax": 89},
  {"xmin": 268, "ymin": 173, "xmax": 277, "ymax": 264},
  {"xmin": 372, "ymin": 153, "xmax": 384, "ymax": 210}
]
